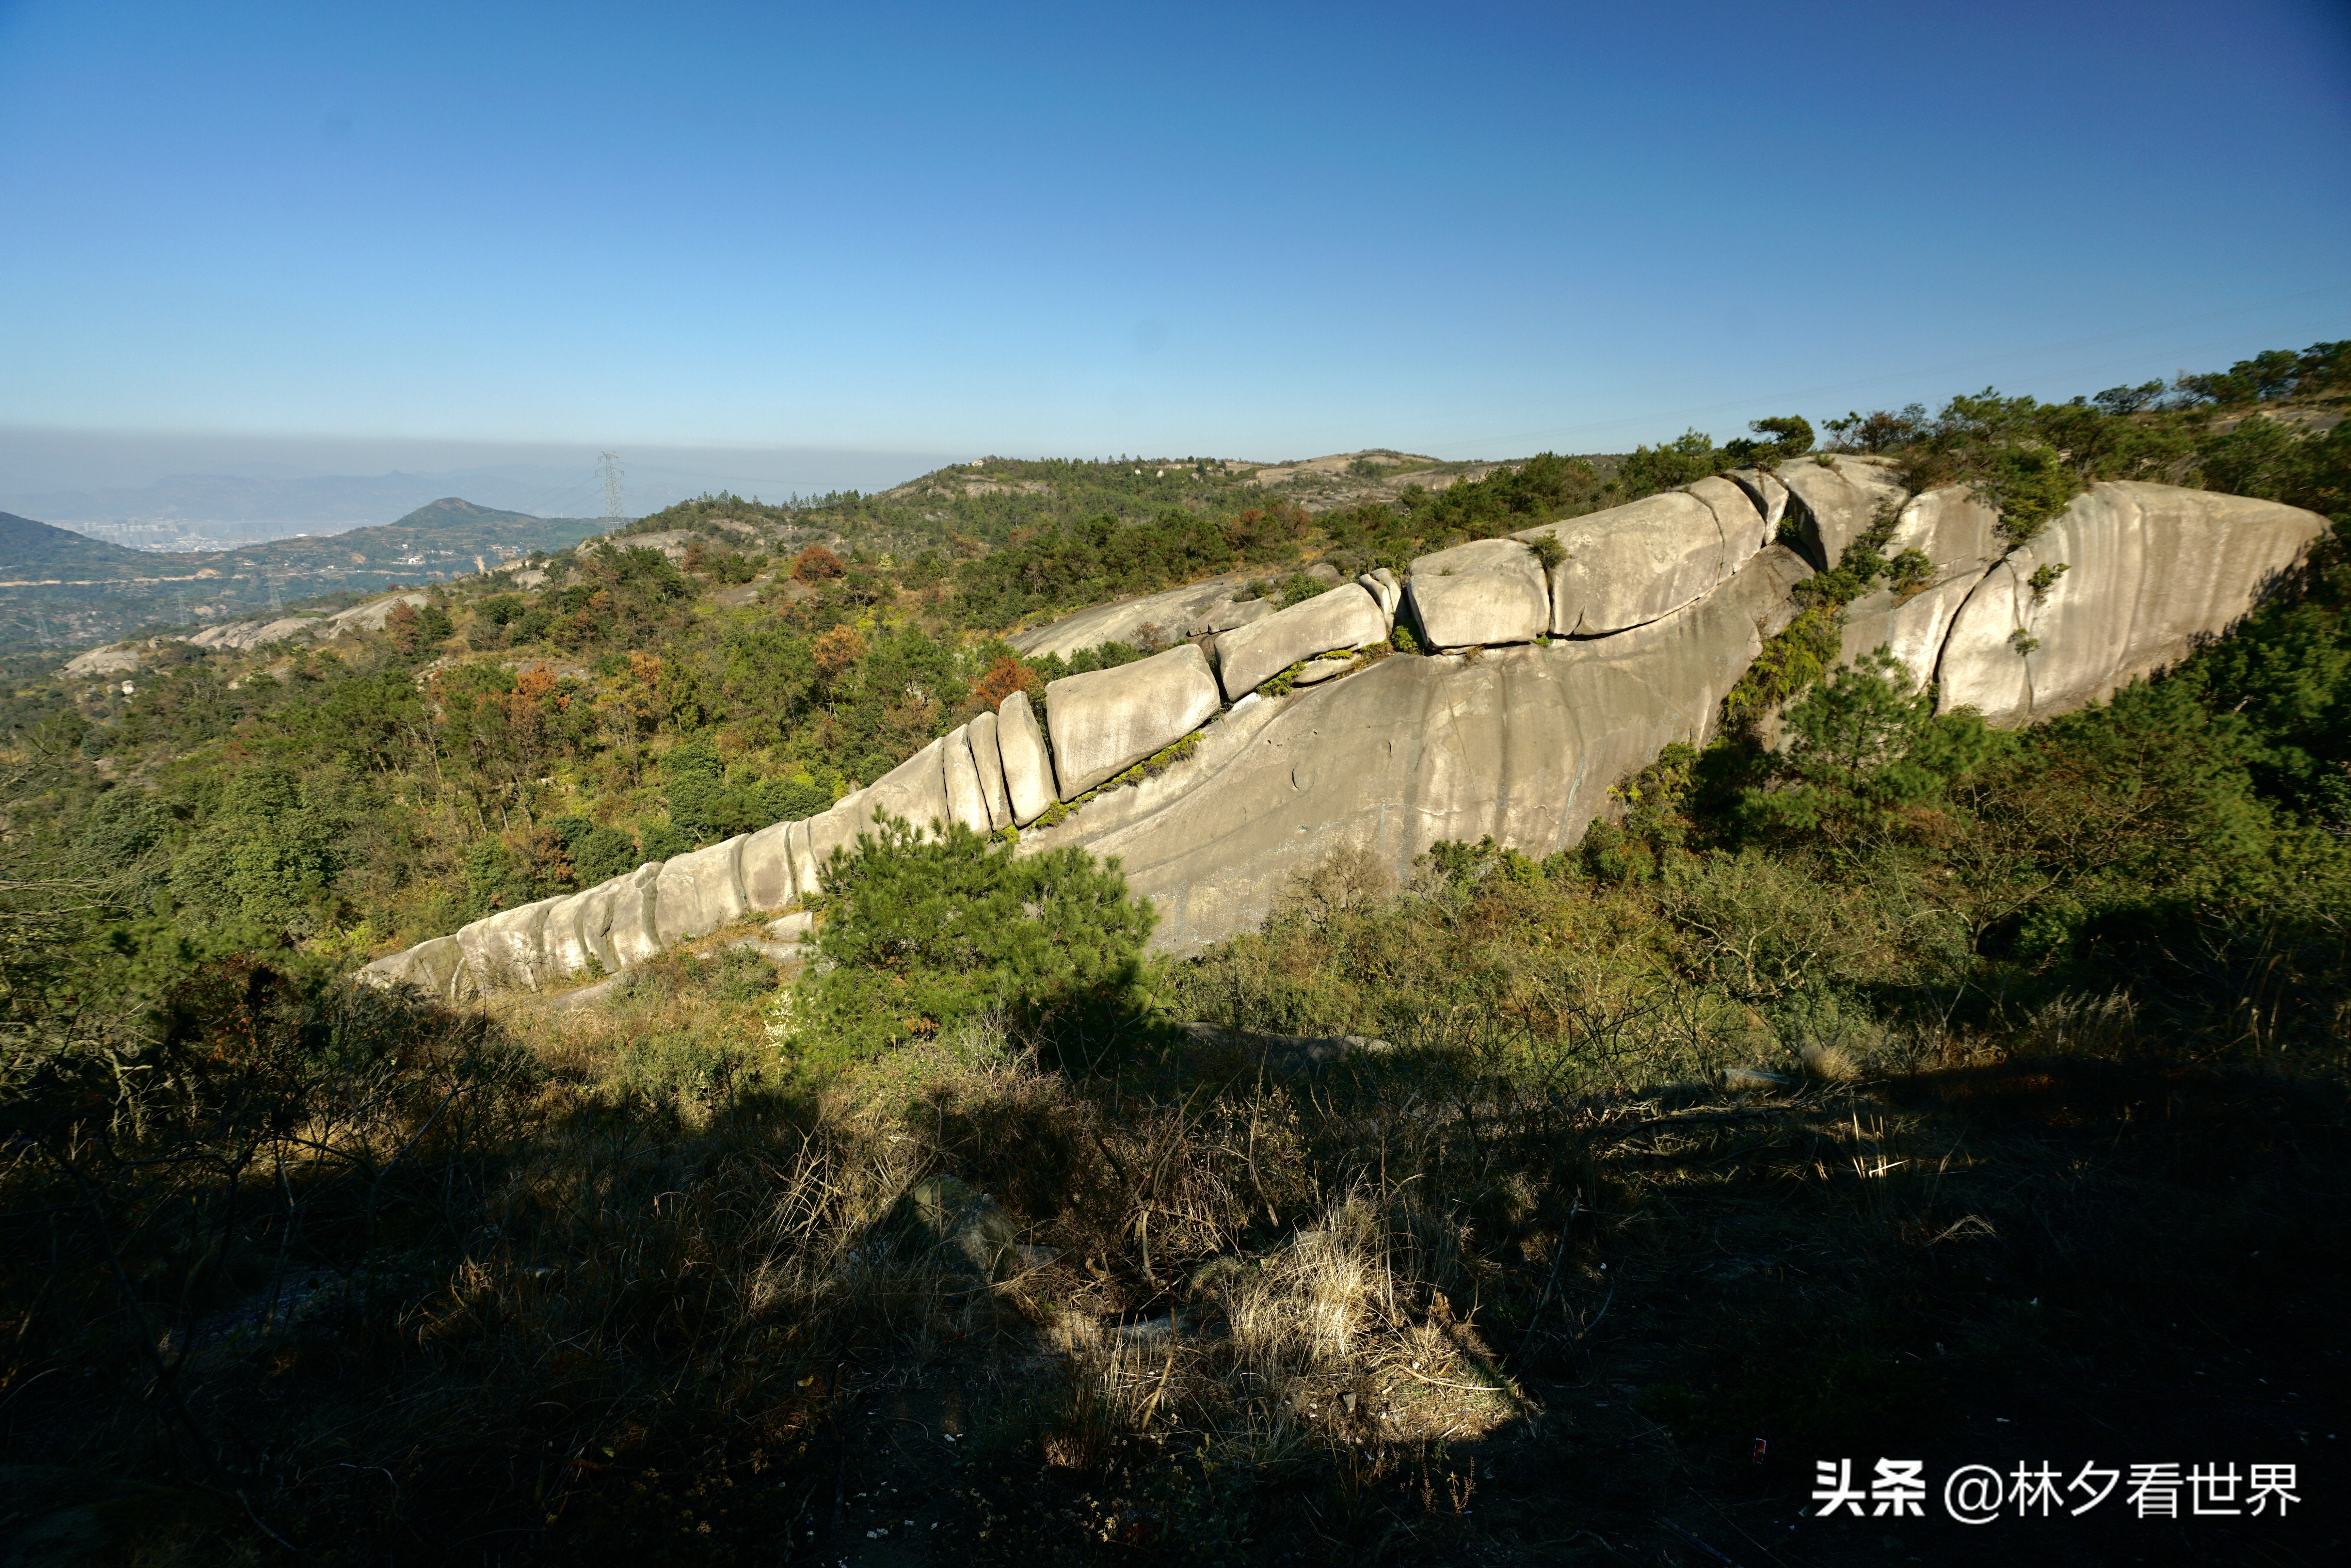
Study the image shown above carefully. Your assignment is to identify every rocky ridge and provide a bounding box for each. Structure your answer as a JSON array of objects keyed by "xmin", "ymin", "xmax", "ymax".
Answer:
[{"xmin": 360, "ymin": 462, "xmax": 2327, "ymax": 998}]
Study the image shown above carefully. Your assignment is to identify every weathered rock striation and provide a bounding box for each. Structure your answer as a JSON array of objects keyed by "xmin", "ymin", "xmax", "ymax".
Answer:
[{"xmin": 360, "ymin": 473, "xmax": 2329, "ymax": 1002}]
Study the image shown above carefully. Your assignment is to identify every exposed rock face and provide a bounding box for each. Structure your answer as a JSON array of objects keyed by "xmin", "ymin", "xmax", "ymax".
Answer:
[
  {"xmin": 60, "ymin": 646, "xmax": 142, "ymax": 679},
  {"xmin": 456, "ymin": 898, "xmax": 560, "ymax": 991},
  {"xmin": 1778, "ymin": 456, "xmax": 1907, "ymax": 569},
  {"xmin": 1007, "ymin": 568, "xmax": 1260, "ymax": 659},
  {"xmin": 995, "ymin": 691, "xmax": 1057, "ymax": 824},
  {"xmin": 1403, "ymin": 537, "xmax": 1549, "ymax": 648},
  {"xmin": 865, "ymin": 737, "xmax": 950, "ymax": 833},
  {"xmin": 1357, "ymin": 568, "xmax": 1402, "ymax": 618},
  {"xmin": 655, "ymin": 837, "xmax": 749, "ymax": 945},
  {"xmin": 1839, "ymin": 486, "xmax": 2006, "ymax": 682},
  {"xmin": 604, "ymin": 863, "xmax": 666, "ymax": 968},
  {"xmin": 358, "ymin": 476, "xmax": 2330, "ymax": 1001},
  {"xmin": 1518, "ymin": 489, "xmax": 1752, "ymax": 637},
  {"xmin": 1212, "ymin": 583, "xmax": 1390, "ymax": 700},
  {"xmin": 943, "ymin": 727, "xmax": 992, "ymax": 830},
  {"xmin": 1026, "ymin": 544, "xmax": 1816, "ymax": 955},
  {"xmin": 740, "ymin": 818, "xmax": 799, "ymax": 910},
  {"xmin": 1937, "ymin": 482, "xmax": 2327, "ymax": 726},
  {"xmin": 1044, "ymin": 644, "xmax": 1222, "ymax": 797},
  {"xmin": 543, "ymin": 882, "xmax": 615, "ymax": 979},
  {"xmin": 1727, "ymin": 467, "xmax": 1790, "ymax": 530},
  {"xmin": 365, "ymin": 933, "xmax": 468, "ymax": 1002},
  {"xmin": 967, "ymin": 710, "xmax": 1014, "ymax": 827}
]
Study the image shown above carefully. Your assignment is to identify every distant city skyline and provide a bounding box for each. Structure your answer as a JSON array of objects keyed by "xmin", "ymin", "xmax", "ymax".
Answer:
[{"xmin": 3, "ymin": 1, "xmax": 2347, "ymax": 474}]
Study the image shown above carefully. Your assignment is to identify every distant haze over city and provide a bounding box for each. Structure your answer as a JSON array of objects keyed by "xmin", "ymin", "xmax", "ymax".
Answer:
[{"xmin": 0, "ymin": 430, "xmax": 963, "ymax": 548}]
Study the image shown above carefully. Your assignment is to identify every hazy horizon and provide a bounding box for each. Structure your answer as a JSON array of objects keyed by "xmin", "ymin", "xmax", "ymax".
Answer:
[{"xmin": 4, "ymin": 1, "xmax": 2345, "ymax": 472}]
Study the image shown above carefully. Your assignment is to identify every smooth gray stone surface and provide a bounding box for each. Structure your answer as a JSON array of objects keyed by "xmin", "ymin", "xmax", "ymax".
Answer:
[
  {"xmin": 655, "ymin": 835, "xmax": 749, "ymax": 945},
  {"xmin": 1024, "ymin": 544, "xmax": 1814, "ymax": 956},
  {"xmin": 943, "ymin": 727, "xmax": 992, "ymax": 831},
  {"xmin": 604, "ymin": 862, "xmax": 667, "ymax": 969},
  {"xmin": 456, "ymin": 896, "xmax": 560, "ymax": 991},
  {"xmin": 1937, "ymin": 482, "xmax": 2327, "ymax": 726},
  {"xmin": 784, "ymin": 816, "xmax": 819, "ymax": 898},
  {"xmin": 542, "ymin": 880, "xmax": 617, "ymax": 978},
  {"xmin": 1727, "ymin": 467, "xmax": 1790, "ymax": 530},
  {"xmin": 359, "ymin": 933, "xmax": 469, "ymax": 1001},
  {"xmin": 996, "ymin": 691, "xmax": 1057, "ymax": 824},
  {"xmin": 740, "ymin": 818, "xmax": 797, "ymax": 910},
  {"xmin": 1687, "ymin": 474, "xmax": 1770, "ymax": 554},
  {"xmin": 1403, "ymin": 537, "xmax": 1550, "ymax": 648},
  {"xmin": 1044, "ymin": 643, "xmax": 1223, "ymax": 797},
  {"xmin": 864, "ymin": 737, "xmax": 949, "ymax": 835},
  {"xmin": 1838, "ymin": 484, "xmax": 2004, "ymax": 682},
  {"xmin": 1777, "ymin": 455, "xmax": 1908, "ymax": 570},
  {"xmin": 1517, "ymin": 490, "xmax": 1739, "ymax": 637},
  {"xmin": 1213, "ymin": 583, "xmax": 1389, "ymax": 700},
  {"xmin": 967, "ymin": 710, "xmax": 1014, "ymax": 828},
  {"xmin": 802, "ymin": 790, "xmax": 873, "ymax": 882}
]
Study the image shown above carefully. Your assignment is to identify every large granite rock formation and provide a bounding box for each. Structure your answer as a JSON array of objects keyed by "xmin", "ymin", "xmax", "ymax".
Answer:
[
  {"xmin": 1024, "ymin": 544, "xmax": 1815, "ymax": 954},
  {"xmin": 1937, "ymin": 482, "xmax": 2327, "ymax": 725},
  {"xmin": 358, "ymin": 473, "xmax": 2329, "ymax": 1000}
]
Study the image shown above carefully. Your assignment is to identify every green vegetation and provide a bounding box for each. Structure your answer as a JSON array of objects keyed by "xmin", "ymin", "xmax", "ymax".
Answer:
[{"xmin": 1, "ymin": 347, "xmax": 2346, "ymax": 1562}]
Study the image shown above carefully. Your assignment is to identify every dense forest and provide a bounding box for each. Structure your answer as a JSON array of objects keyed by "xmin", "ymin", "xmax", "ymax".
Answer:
[{"xmin": 1, "ymin": 345, "xmax": 2345, "ymax": 1565}]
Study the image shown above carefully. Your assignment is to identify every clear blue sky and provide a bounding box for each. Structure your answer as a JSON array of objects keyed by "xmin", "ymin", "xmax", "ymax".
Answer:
[{"xmin": 4, "ymin": 0, "xmax": 2348, "ymax": 475}]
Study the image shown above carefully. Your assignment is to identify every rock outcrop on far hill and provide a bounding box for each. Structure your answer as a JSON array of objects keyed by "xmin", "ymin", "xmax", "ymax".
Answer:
[{"xmin": 361, "ymin": 466, "xmax": 2329, "ymax": 998}]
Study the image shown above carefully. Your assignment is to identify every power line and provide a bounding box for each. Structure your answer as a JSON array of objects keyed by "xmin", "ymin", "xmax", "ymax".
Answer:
[{"xmin": 599, "ymin": 452, "xmax": 626, "ymax": 525}]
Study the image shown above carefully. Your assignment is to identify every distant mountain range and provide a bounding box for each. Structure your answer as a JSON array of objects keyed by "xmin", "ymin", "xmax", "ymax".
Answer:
[
  {"xmin": 0, "ymin": 498, "xmax": 603, "ymax": 658},
  {"xmin": 0, "ymin": 466, "xmax": 613, "ymax": 548}
]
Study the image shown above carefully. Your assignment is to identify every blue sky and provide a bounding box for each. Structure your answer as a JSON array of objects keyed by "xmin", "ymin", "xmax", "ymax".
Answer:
[{"xmin": 4, "ymin": 0, "xmax": 2348, "ymax": 485}]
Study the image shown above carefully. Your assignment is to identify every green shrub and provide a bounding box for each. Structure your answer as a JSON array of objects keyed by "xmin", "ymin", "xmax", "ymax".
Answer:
[{"xmin": 786, "ymin": 816, "xmax": 1157, "ymax": 1064}]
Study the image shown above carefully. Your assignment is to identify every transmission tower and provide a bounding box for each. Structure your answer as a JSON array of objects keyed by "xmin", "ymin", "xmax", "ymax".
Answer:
[{"xmin": 599, "ymin": 451, "xmax": 626, "ymax": 527}]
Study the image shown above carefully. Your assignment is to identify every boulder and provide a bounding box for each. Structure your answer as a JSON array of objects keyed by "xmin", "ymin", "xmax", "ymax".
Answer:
[
  {"xmin": 542, "ymin": 881, "xmax": 618, "ymax": 978},
  {"xmin": 456, "ymin": 897, "xmax": 562, "ymax": 991},
  {"xmin": 1727, "ymin": 467, "xmax": 1790, "ymax": 530},
  {"xmin": 1212, "ymin": 584, "xmax": 1389, "ymax": 700},
  {"xmin": 60, "ymin": 646, "xmax": 140, "ymax": 679},
  {"xmin": 1936, "ymin": 482, "xmax": 2327, "ymax": 726},
  {"xmin": 1837, "ymin": 484, "xmax": 2004, "ymax": 683},
  {"xmin": 603, "ymin": 863, "xmax": 667, "ymax": 968},
  {"xmin": 1516, "ymin": 490, "xmax": 1738, "ymax": 637},
  {"xmin": 326, "ymin": 592, "xmax": 429, "ymax": 633},
  {"xmin": 1687, "ymin": 474, "xmax": 1770, "ymax": 555},
  {"xmin": 655, "ymin": 836, "xmax": 750, "ymax": 945},
  {"xmin": 863, "ymin": 737, "xmax": 950, "ymax": 835},
  {"xmin": 358, "ymin": 934, "xmax": 470, "ymax": 1002},
  {"xmin": 1044, "ymin": 643, "xmax": 1223, "ymax": 797},
  {"xmin": 1402, "ymin": 538, "xmax": 1550, "ymax": 648},
  {"xmin": 942, "ymin": 727, "xmax": 993, "ymax": 831},
  {"xmin": 739, "ymin": 818, "xmax": 798, "ymax": 910},
  {"xmin": 996, "ymin": 690, "xmax": 1058, "ymax": 823},
  {"xmin": 1305, "ymin": 562, "xmax": 1343, "ymax": 586},
  {"xmin": 967, "ymin": 710, "xmax": 1015, "ymax": 827},
  {"xmin": 1777, "ymin": 455, "xmax": 1908, "ymax": 570},
  {"xmin": 1024, "ymin": 544, "xmax": 1815, "ymax": 956},
  {"xmin": 785, "ymin": 816, "xmax": 821, "ymax": 897},
  {"xmin": 1356, "ymin": 569, "xmax": 1401, "ymax": 620}
]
